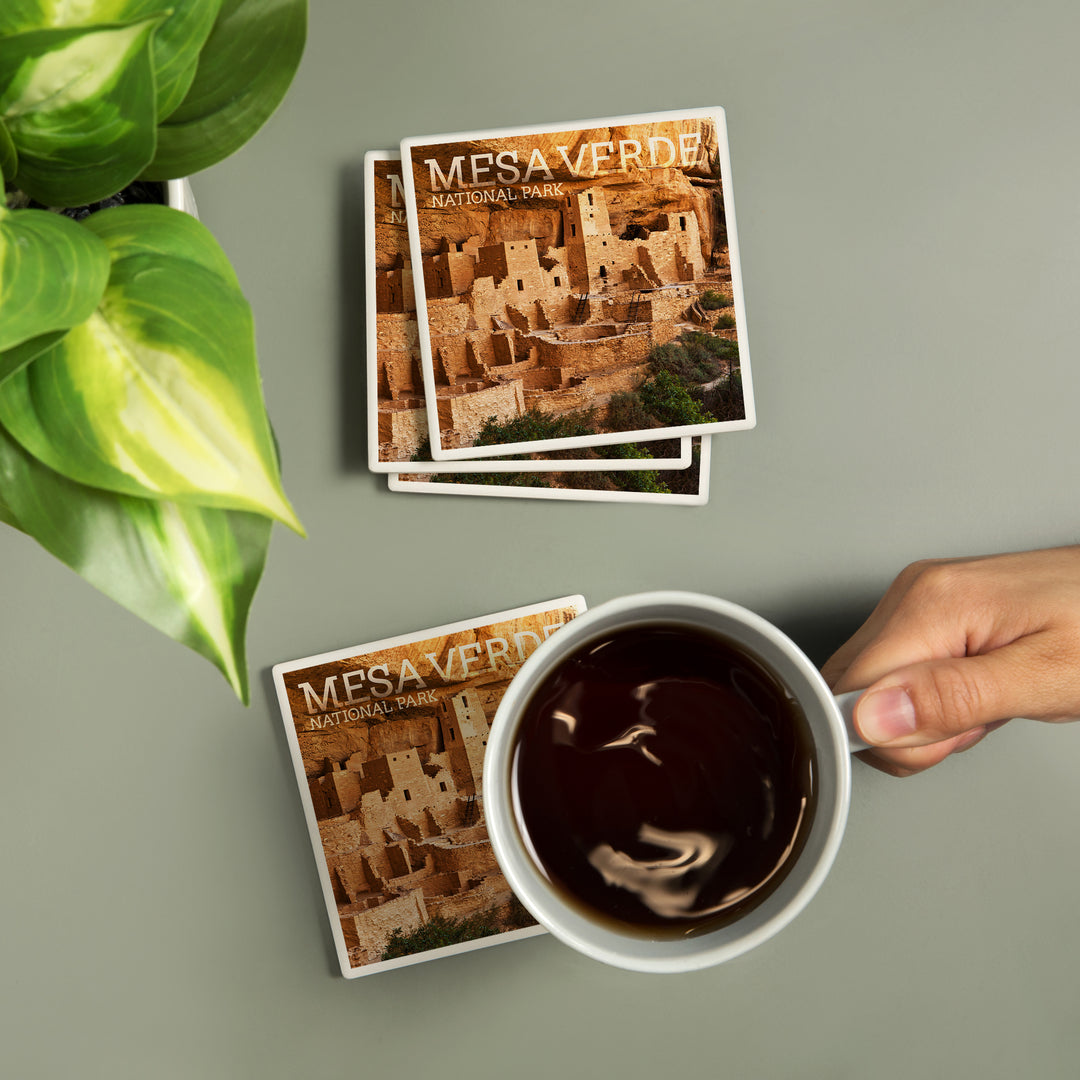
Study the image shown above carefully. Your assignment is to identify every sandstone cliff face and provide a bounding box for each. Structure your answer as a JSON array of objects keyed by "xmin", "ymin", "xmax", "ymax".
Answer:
[
  {"xmin": 406, "ymin": 175, "xmax": 721, "ymax": 269},
  {"xmin": 288, "ymin": 612, "xmax": 580, "ymax": 777},
  {"xmin": 375, "ymin": 218, "xmax": 410, "ymax": 273},
  {"xmin": 407, "ymin": 120, "xmax": 724, "ymax": 266},
  {"xmin": 299, "ymin": 712, "xmax": 442, "ymax": 778}
]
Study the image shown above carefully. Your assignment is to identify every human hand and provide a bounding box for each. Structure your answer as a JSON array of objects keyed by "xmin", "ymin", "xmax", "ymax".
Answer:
[{"xmin": 821, "ymin": 546, "xmax": 1080, "ymax": 776}]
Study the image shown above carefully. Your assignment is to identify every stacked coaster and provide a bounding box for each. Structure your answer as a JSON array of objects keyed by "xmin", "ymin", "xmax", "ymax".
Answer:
[{"xmin": 365, "ymin": 107, "xmax": 755, "ymax": 505}]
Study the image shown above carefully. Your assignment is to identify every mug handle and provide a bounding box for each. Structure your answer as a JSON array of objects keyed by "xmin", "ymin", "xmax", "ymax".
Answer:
[{"xmin": 834, "ymin": 690, "xmax": 871, "ymax": 753}]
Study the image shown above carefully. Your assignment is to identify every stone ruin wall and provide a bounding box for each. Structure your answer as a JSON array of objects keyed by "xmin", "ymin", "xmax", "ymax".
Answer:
[
  {"xmin": 580, "ymin": 365, "xmax": 651, "ymax": 399},
  {"xmin": 579, "ymin": 234, "xmax": 638, "ymax": 292},
  {"xmin": 470, "ymin": 268, "xmax": 570, "ymax": 331},
  {"xmin": 429, "ymin": 838, "xmax": 499, "ymax": 879},
  {"xmin": 475, "ymin": 240, "xmax": 544, "ymax": 292},
  {"xmin": 333, "ymin": 826, "xmax": 510, "ymax": 963},
  {"xmin": 437, "ymin": 380, "xmax": 525, "ymax": 445},
  {"xmin": 423, "ymin": 250, "xmax": 476, "ymax": 298},
  {"xmin": 635, "ymin": 231, "xmax": 702, "ymax": 285},
  {"xmin": 524, "ymin": 385, "xmax": 594, "ymax": 416},
  {"xmin": 324, "ymin": 798, "xmax": 494, "ymax": 903},
  {"xmin": 375, "ymin": 309, "xmax": 425, "ymax": 455},
  {"xmin": 521, "ymin": 368, "xmax": 562, "ymax": 391},
  {"xmin": 375, "ymin": 310, "xmax": 417, "ymax": 361},
  {"xmin": 418, "ymin": 871, "xmax": 465, "ymax": 898},
  {"xmin": 319, "ymin": 818, "xmax": 371, "ymax": 857},
  {"xmin": 533, "ymin": 329, "xmax": 652, "ymax": 374},
  {"xmin": 375, "ymin": 265, "xmax": 415, "ymax": 314},
  {"xmin": 426, "ymin": 877, "xmax": 508, "ymax": 923},
  {"xmin": 378, "ymin": 355, "xmax": 422, "ymax": 400},
  {"xmin": 341, "ymin": 890, "xmax": 427, "ymax": 964},
  {"xmin": 378, "ymin": 407, "xmax": 426, "ymax": 459},
  {"xmin": 425, "ymin": 297, "xmax": 473, "ymax": 337},
  {"xmin": 524, "ymin": 365, "xmax": 648, "ymax": 417}
]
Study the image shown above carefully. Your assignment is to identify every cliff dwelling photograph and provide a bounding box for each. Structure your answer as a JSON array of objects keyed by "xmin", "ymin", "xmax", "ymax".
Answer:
[
  {"xmin": 379, "ymin": 109, "xmax": 754, "ymax": 462},
  {"xmin": 274, "ymin": 600, "xmax": 583, "ymax": 975}
]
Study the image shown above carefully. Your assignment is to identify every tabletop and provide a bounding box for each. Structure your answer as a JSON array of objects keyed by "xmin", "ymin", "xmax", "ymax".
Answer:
[{"xmin": 4, "ymin": 3, "xmax": 1080, "ymax": 1078}]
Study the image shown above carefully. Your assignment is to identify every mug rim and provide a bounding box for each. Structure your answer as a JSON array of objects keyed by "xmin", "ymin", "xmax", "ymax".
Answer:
[{"xmin": 483, "ymin": 590, "xmax": 853, "ymax": 973}]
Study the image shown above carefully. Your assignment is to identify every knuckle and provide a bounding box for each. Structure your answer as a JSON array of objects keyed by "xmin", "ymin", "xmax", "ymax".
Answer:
[
  {"xmin": 922, "ymin": 665, "xmax": 985, "ymax": 734},
  {"xmin": 898, "ymin": 559, "xmax": 1000, "ymax": 647},
  {"xmin": 893, "ymin": 558, "xmax": 940, "ymax": 592},
  {"xmin": 906, "ymin": 560, "xmax": 969, "ymax": 604}
]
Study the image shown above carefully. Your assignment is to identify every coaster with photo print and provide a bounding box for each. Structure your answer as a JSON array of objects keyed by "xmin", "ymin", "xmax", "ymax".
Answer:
[
  {"xmin": 389, "ymin": 436, "xmax": 711, "ymax": 506},
  {"xmin": 399, "ymin": 108, "xmax": 753, "ymax": 461},
  {"xmin": 272, "ymin": 596, "xmax": 587, "ymax": 977}
]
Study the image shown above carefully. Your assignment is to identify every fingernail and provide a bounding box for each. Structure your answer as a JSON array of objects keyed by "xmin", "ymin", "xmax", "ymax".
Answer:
[
  {"xmin": 952, "ymin": 726, "xmax": 987, "ymax": 754},
  {"xmin": 858, "ymin": 686, "xmax": 918, "ymax": 744}
]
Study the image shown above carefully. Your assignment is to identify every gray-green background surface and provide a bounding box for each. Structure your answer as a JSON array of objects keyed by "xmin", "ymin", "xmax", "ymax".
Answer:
[{"xmin": 4, "ymin": 2, "xmax": 1079, "ymax": 1077}]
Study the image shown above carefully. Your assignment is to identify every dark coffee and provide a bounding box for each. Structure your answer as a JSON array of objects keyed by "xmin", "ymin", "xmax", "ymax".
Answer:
[{"xmin": 511, "ymin": 623, "xmax": 817, "ymax": 937}]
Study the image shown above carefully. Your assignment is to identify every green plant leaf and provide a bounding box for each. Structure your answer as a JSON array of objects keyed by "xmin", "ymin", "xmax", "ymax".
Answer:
[
  {"xmin": 0, "ymin": 419, "xmax": 269, "ymax": 701},
  {"xmin": 0, "ymin": 329, "xmax": 67, "ymax": 385},
  {"xmin": 84, "ymin": 202, "xmax": 240, "ymax": 287},
  {"xmin": 0, "ymin": 17, "xmax": 162, "ymax": 206},
  {"xmin": 0, "ymin": 481, "xmax": 21, "ymax": 529},
  {"xmin": 0, "ymin": 1, "xmax": 225, "ymax": 124},
  {"xmin": 0, "ymin": 206, "xmax": 303, "ymax": 532},
  {"xmin": 144, "ymin": 0, "xmax": 306, "ymax": 179},
  {"xmin": 0, "ymin": 116, "xmax": 16, "ymax": 183},
  {"xmin": 0, "ymin": 203, "xmax": 110, "ymax": 351}
]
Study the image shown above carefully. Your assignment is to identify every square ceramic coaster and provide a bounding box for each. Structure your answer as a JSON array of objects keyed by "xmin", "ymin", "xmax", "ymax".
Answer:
[
  {"xmin": 272, "ymin": 596, "xmax": 587, "ymax": 977},
  {"xmin": 399, "ymin": 108, "xmax": 753, "ymax": 461}
]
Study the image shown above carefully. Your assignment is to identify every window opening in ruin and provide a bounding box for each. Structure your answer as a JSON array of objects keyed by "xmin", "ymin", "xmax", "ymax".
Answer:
[
  {"xmin": 439, "ymin": 782, "xmax": 447, "ymax": 792},
  {"xmin": 554, "ymin": 276, "xmax": 561, "ymax": 286},
  {"xmin": 449, "ymin": 729, "xmax": 455, "ymax": 741},
  {"xmin": 403, "ymin": 789, "xmax": 411, "ymax": 801},
  {"xmin": 680, "ymin": 216, "xmax": 687, "ymax": 230},
  {"xmin": 599, "ymin": 266, "xmax": 607, "ymax": 279},
  {"xmin": 587, "ymin": 193, "xmax": 593, "ymax": 206},
  {"xmin": 517, "ymin": 279, "xmax": 524, "ymax": 290},
  {"xmin": 571, "ymin": 224, "xmax": 576, "ymax": 237}
]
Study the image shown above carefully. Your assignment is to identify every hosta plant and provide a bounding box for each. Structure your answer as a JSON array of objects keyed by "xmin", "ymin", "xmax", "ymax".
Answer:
[{"xmin": 0, "ymin": 0, "xmax": 307, "ymax": 703}]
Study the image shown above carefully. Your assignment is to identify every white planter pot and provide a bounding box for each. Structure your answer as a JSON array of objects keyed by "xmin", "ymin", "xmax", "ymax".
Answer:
[{"xmin": 166, "ymin": 178, "xmax": 198, "ymax": 218}]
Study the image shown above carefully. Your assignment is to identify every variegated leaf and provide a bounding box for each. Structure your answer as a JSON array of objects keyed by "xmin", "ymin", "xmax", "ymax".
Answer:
[
  {"xmin": 0, "ymin": 0, "xmax": 224, "ymax": 123},
  {"xmin": 0, "ymin": 205, "xmax": 303, "ymax": 532},
  {"xmin": 0, "ymin": 17, "xmax": 161, "ymax": 206},
  {"xmin": 0, "ymin": 419, "xmax": 270, "ymax": 701}
]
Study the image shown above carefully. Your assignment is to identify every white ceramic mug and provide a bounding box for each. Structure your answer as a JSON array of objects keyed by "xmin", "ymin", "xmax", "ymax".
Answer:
[{"xmin": 484, "ymin": 591, "xmax": 866, "ymax": 974}]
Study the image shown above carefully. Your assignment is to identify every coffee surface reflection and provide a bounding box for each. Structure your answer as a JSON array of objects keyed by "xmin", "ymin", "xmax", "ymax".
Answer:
[{"xmin": 511, "ymin": 624, "xmax": 817, "ymax": 936}]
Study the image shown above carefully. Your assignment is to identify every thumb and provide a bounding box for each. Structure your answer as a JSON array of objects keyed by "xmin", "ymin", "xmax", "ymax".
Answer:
[{"xmin": 854, "ymin": 635, "xmax": 1058, "ymax": 747}]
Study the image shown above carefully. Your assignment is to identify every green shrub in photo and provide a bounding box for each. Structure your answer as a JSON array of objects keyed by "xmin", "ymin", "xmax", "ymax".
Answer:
[{"xmin": 698, "ymin": 289, "xmax": 733, "ymax": 310}]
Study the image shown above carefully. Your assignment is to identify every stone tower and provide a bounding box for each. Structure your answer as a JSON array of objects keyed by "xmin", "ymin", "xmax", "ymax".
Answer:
[
  {"xmin": 437, "ymin": 688, "xmax": 490, "ymax": 797},
  {"xmin": 563, "ymin": 186, "xmax": 616, "ymax": 294}
]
